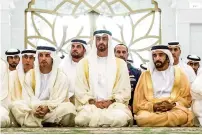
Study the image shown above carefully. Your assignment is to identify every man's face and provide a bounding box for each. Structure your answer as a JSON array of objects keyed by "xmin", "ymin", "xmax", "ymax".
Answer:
[
  {"xmin": 152, "ymin": 50, "xmax": 168, "ymax": 69},
  {"xmin": 38, "ymin": 52, "xmax": 53, "ymax": 68},
  {"xmin": 168, "ymin": 46, "xmax": 181, "ymax": 63},
  {"xmin": 114, "ymin": 45, "xmax": 128, "ymax": 61},
  {"xmin": 7, "ymin": 55, "xmax": 20, "ymax": 69},
  {"xmin": 71, "ymin": 43, "xmax": 86, "ymax": 59},
  {"xmin": 96, "ymin": 35, "xmax": 108, "ymax": 52},
  {"xmin": 187, "ymin": 61, "xmax": 200, "ymax": 74},
  {"xmin": 22, "ymin": 54, "xmax": 35, "ymax": 72}
]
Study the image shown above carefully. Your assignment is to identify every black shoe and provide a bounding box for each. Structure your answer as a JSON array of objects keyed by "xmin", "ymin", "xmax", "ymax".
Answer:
[{"xmin": 42, "ymin": 122, "xmax": 59, "ymax": 127}]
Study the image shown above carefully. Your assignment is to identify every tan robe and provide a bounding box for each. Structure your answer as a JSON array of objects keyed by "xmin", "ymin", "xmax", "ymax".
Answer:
[
  {"xmin": 10, "ymin": 69, "xmax": 76, "ymax": 127},
  {"xmin": 75, "ymin": 58, "xmax": 133, "ymax": 127},
  {"xmin": 133, "ymin": 67, "xmax": 194, "ymax": 127}
]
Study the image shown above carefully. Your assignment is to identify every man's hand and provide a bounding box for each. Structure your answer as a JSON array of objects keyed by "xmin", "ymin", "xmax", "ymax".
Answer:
[
  {"xmin": 153, "ymin": 101, "xmax": 176, "ymax": 112},
  {"xmin": 88, "ymin": 99, "xmax": 115, "ymax": 109},
  {"xmin": 34, "ymin": 106, "xmax": 50, "ymax": 118},
  {"xmin": 160, "ymin": 101, "xmax": 176, "ymax": 112}
]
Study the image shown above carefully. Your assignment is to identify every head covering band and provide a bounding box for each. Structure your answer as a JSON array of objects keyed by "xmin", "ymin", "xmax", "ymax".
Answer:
[
  {"xmin": 36, "ymin": 46, "xmax": 56, "ymax": 51},
  {"xmin": 93, "ymin": 30, "xmax": 112, "ymax": 36},
  {"xmin": 187, "ymin": 55, "xmax": 201, "ymax": 62},
  {"xmin": 140, "ymin": 64, "xmax": 147, "ymax": 70},
  {"xmin": 5, "ymin": 49, "xmax": 20, "ymax": 55},
  {"xmin": 71, "ymin": 39, "xmax": 87, "ymax": 45},
  {"xmin": 151, "ymin": 45, "xmax": 169, "ymax": 50},
  {"xmin": 21, "ymin": 49, "xmax": 36, "ymax": 54}
]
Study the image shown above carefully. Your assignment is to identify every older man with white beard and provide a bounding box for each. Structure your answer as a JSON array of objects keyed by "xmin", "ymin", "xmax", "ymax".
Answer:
[{"xmin": 10, "ymin": 46, "xmax": 76, "ymax": 127}]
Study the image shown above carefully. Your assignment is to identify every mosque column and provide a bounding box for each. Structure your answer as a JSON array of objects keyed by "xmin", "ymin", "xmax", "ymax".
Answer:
[
  {"xmin": 10, "ymin": 0, "xmax": 30, "ymax": 51},
  {"xmin": 155, "ymin": 0, "xmax": 177, "ymax": 44},
  {"xmin": 0, "ymin": 1, "xmax": 12, "ymax": 58}
]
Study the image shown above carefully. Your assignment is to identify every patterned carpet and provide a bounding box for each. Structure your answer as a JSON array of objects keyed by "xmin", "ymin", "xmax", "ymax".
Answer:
[{"xmin": 1, "ymin": 127, "xmax": 202, "ymax": 134}]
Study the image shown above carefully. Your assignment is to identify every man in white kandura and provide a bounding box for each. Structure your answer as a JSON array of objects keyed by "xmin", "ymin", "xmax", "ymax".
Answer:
[
  {"xmin": 10, "ymin": 46, "xmax": 76, "ymax": 127},
  {"xmin": 75, "ymin": 30, "xmax": 133, "ymax": 127},
  {"xmin": 187, "ymin": 54, "xmax": 201, "ymax": 76},
  {"xmin": 191, "ymin": 67, "xmax": 202, "ymax": 126},
  {"xmin": 9, "ymin": 49, "xmax": 36, "ymax": 101},
  {"xmin": 59, "ymin": 39, "xmax": 89, "ymax": 102},
  {"xmin": 5, "ymin": 48, "xmax": 20, "ymax": 72},
  {"xmin": 168, "ymin": 41, "xmax": 196, "ymax": 83},
  {"xmin": 1, "ymin": 58, "xmax": 10, "ymax": 127}
]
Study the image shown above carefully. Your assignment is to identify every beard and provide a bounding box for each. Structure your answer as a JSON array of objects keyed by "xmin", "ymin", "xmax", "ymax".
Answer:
[
  {"xmin": 40, "ymin": 61, "xmax": 48, "ymax": 67},
  {"xmin": 71, "ymin": 52, "xmax": 83, "ymax": 59},
  {"xmin": 97, "ymin": 44, "xmax": 107, "ymax": 52},
  {"xmin": 154, "ymin": 60, "xmax": 167, "ymax": 68},
  {"xmin": 9, "ymin": 63, "xmax": 17, "ymax": 68}
]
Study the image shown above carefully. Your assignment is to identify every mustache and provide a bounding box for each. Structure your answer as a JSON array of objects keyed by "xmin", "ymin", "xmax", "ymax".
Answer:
[
  {"xmin": 98, "ymin": 43, "xmax": 105, "ymax": 46},
  {"xmin": 11, "ymin": 62, "xmax": 17, "ymax": 65},
  {"xmin": 154, "ymin": 61, "xmax": 163, "ymax": 65},
  {"xmin": 41, "ymin": 60, "xmax": 47, "ymax": 63}
]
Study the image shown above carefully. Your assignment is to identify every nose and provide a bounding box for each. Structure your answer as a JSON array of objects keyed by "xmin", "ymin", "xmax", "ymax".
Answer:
[
  {"xmin": 120, "ymin": 52, "xmax": 124, "ymax": 56},
  {"xmin": 42, "ymin": 55, "xmax": 46, "ymax": 60},
  {"xmin": 27, "ymin": 58, "xmax": 30, "ymax": 62},
  {"xmin": 156, "ymin": 55, "xmax": 161, "ymax": 60}
]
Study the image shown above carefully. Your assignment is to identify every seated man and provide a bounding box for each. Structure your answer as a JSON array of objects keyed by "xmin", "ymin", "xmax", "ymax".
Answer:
[
  {"xmin": 5, "ymin": 48, "xmax": 21, "ymax": 72},
  {"xmin": 191, "ymin": 70, "xmax": 202, "ymax": 126},
  {"xmin": 9, "ymin": 49, "xmax": 36, "ymax": 101},
  {"xmin": 114, "ymin": 44, "xmax": 141, "ymax": 116},
  {"xmin": 1, "ymin": 58, "xmax": 10, "ymax": 127},
  {"xmin": 187, "ymin": 54, "xmax": 201, "ymax": 75},
  {"xmin": 59, "ymin": 39, "xmax": 89, "ymax": 103},
  {"xmin": 75, "ymin": 30, "xmax": 133, "ymax": 127},
  {"xmin": 133, "ymin": 45, "xmax": 193, "ymax": 127},
  {"xmin": 168, "ymin": 42, "xmax": 196, "ymax": 84},
  {"xmin": 10, "ymin": 46, "xmax": 76, "ymax": 127}
]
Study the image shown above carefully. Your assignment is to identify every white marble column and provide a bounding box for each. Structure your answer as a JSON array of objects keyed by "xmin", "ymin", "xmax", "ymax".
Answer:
[
  {"xmin": 0, "ymin": 1, "xmax": 12, "ymax": 59},
  {"xmin": 155, "ymin": 0, "xmax": 177, "ymax": 44},
  {"xmin": 10, "ymin": 0, "xmax": 30, "ymax": 51}
]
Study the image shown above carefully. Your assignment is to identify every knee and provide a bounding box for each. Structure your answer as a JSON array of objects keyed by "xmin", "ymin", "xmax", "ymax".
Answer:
[
  {"xmin": 57, "ymin": 102, "xmax": 76, "ymax": 114},
  {"xmin": 60, "ymin": 113, "xmax": 76, "ymax": 127},
  {"xmin": 75, "ymin": 112, "xmax": 90, "ymax": 127},
  {"xmin": 0, "ymin": 107, "xmax": 10, "ymax": 128},
  {"xmin": 110, "ymin": 110, "xmax": 131, "ymax": 127}
]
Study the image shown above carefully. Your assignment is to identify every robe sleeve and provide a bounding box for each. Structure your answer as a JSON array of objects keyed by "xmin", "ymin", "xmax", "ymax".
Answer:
[
  {"xmin": 1, "ymin": 60, "xmax": 10, "ymax": 109},
  {"xmin": 191, "ymin": 72, "xmax": 202, "ymax": 100},
  {"xmin": 133, "ymin": 72, "xmax": 154, "ymax": 114},
  {"xmin": 173, "ymin": 70, "xmax": 192, "ymax": 108},
  {"xmin": 22, "ymin": 70, "xmax": 35, "ymax": 101},
  {"xmin": 41, "ymin": 72, "xmax": 70, "ymax": 111},
  {"xmin": 112, "ymin": 59, "xmax": 131, "ymax": 104},
  {"xmin": 74, "ymin": 59, "xmax": 94, "ymax": 105}
]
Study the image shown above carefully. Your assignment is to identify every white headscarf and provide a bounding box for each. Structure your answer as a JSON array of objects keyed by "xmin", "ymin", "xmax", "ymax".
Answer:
[
  {"xmin": 59, "ymin": 39, "xmax": 90, "ymax": 74},
  {"xmin": 186, "ymin": 54, "xmax": 201, "ymax": 63},
  {"xmin": 33, "ymin": 46, "xmax": 61, "ymax": 100},
  {"xmin": 0, "ymin": 58, "xmax": 9, "ymax": 101},
  {"xmin": 87, "ymin": 30, "xmax": 116, "ymax": 98},
  {"xmin": 149, "ymin": 45, "xmax": 175, "ymax": 98},
  {"xmin": 149, "ymin": 45, "xmax": 174, "ymax": 73},
  {"xmin": 16, "ymin": 49, "xmax": 36, "ymax": 85}
]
